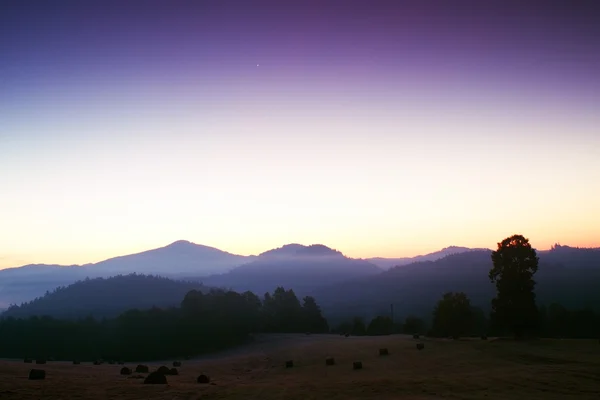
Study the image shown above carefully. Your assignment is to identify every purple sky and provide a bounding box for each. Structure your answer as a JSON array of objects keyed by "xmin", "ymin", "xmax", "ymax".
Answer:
[{"xmin": 1, "ymin": 1, "xmax": 599, "ymax": 267}]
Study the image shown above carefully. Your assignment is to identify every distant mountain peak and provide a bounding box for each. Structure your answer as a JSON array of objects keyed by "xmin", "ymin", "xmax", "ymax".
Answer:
[
  {"xmin": 259, "ymin": 243, "xmax": 342, "ymax": 258},
  {"xmin": 166, "ymin": 240, "xmax": 195, "ymax": 247}
]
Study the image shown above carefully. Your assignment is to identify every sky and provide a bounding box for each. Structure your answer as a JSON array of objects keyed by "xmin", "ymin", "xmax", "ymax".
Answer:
[{"xmin": 1, "ymin": 0, "xmax": 599, "ymax": 269}]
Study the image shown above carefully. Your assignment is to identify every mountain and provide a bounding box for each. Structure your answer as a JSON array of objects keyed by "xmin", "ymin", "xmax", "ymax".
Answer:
[
  {"xmin": 367, "ymin": 246, "xmax": 488, "ymax": 270},
  {"xmin": 201, "ymin": 243, "xmax": 382, "ymax": 297},
  {"xmin": 0, "ymin": 241, "xmax": 252, "ymax": 308},
  {"xmin": 1, "ymin": 274, "xmax": 206, "ymax": 319},
  {"xmin": 314, "ymin": 247, "xmax": 600, "ymax": 324},
  {"xmin": 89, "ymin": 240, "xmax": 252, "ymax": 277}
]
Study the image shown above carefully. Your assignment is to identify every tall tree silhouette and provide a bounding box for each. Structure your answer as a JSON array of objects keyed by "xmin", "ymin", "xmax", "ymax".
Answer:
[{"xmin": 489, "ymin": 234, "xmax": 539, "ymax": 338}]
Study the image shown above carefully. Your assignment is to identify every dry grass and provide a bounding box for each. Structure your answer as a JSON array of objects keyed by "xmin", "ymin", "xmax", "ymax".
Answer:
[{"xmin": 1, "ymin": 334, "xmax": 599, "ymax": 399}]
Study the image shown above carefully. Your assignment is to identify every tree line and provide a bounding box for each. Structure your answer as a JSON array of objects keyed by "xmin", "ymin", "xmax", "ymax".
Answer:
[
  {"xmin": 333, "ymin": 235, "xmax": 600, "ymax": 340},
  {"xmin": 0, "ymin": 287, "xmax": 328, "ymax": 361}
]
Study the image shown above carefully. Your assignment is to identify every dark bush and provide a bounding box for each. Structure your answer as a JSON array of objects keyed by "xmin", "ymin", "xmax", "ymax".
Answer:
[
  {"xmin": 197, "ymin": 374, "xmax": 210, "ymax": 384},
  {"xmin": 481, "ymin": 335, "xmax": 488, "ymax": 340},
  {"xmin": 285, "ymin": 360, "xmax": 293, "ymax": 368},
  {"xmin": 29, "ymin": 369, "xmax": 46, "ymax": 380},
  {"xmin": 173, "ymin": 361, "xmax": 181, "ymax": 367},
  {"xmin": 24, "ymin": 358, "xmax": 32, "ymax": 363},
  {"xmin": 353, "ymin": 361, "xmax": 362, "ymax": 370},
  {"xmin": 120, "ymin": 367, "xmax": 132, "ymax": 375},
  {"xmin": 413, "ymin": 334, "xmax": 420, "ymax": 339},
  {"xmin": 35, "ymin": 359, "xmax": 46, "ymax": 364},
  {"xmin": 169, "ymin": 368, "xmax": 178, "ymax": 375},
  {"xmin": 325, "ymin": 357, "xmax": 335, "ymax": 366},
  {"xmin": 416, "ymin": 343, "xmax": 424, "ymax": 350},
  {"xmin": 379, "ymin": 348, "xmax": 389, "ymax": 356},
  {"xmin": 144, "ymin": 371, "xmax": 167, "ymax": 384},
  {"xmin": 73, "ymin": 360, "xmax": 80, "ymax": 365}
]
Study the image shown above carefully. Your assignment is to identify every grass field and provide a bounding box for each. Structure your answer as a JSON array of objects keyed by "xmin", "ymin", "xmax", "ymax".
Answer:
[{"xmin": 0, "ymin": 334, "xmax": 599, "ymax": 399}]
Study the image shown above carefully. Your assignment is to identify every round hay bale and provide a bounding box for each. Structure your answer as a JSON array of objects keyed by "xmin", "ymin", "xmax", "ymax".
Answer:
[
  {"xmin": 285, "ymin": 360, "xmax": 294, "ymax": 368},
  {"xmin": 143, "ymin": 371, "xmax": 167, "ymax": 384},
  {"xmin": 156, "ymin": 366, "xmax": 171, "ymax": 375},
  {"xmin": 379, "ymin": 348, "xmax": 389, "ymax": 356},
  {"xmin": 120, "ymin": 367, "xmax": 132, "ymax": 375},
  {"xmin": 416, "ymin": 343, "xmax": 425, "ymax": 350},
  {"xmin": 135, "ymin": 364, "xmax": 149, "ymax": 373},
  {"xmin": 35, "ymin": 359, "xmax": 46, "ymax": 365},
  {"xmin": 173, "ymin": 361, "xmax": 181, "ymax": 367},
  {"xmin": 169, "ymin": 368, "xmax": 178, "ymax": 375},
  {"xmin": 353, "ymin": 361, "xmax": 363, "ymax": 370},
  {"xmin": 24, "ymin": 358, "xmax": 32, "ymax": 363},
  {"xmin": 197, "ymin": 374, "xmax": 210, "ymax": 384},
  {"xmin": 29, "ymin": 369, "xmax": 46, "ymax": 380},
  {"xmin": 325, "ymin": 357, "xmax": 335, "ymax": 366}
]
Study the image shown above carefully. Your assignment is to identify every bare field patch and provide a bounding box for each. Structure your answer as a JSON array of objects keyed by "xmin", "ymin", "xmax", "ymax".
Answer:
[{"xmin": 0, "ymin": 334, "xmax": 599, "ymax": 400}]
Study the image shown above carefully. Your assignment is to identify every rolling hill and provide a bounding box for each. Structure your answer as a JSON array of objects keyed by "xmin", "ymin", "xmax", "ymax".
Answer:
[
  {"xmin": 0, "ymin": 240, "xmax": 252, "ymax": 308},
  {"xmin": 201, "ymin": 244, "xmax": 383, "ymax": 297},
  {"xmin": 0, "ymin": 274, "xmax": 207, "ymax": 319}
]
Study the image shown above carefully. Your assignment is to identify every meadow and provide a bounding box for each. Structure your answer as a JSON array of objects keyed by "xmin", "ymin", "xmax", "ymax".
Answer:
[{"xmin": 0, "ymin": 334, "xmax": 598, "ymax": 400}]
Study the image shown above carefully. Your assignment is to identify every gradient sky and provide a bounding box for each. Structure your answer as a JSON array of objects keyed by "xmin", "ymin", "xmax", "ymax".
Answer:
[{"xmin": 1, "ymin": 0, "xmax": 599, "ymax": 269}]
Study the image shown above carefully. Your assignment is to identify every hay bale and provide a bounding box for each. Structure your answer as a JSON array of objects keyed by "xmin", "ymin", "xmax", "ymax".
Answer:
[
  {"xmin": 197, "ymin": 374, "xmax": 210, "ymax": 384},
  {"xmin": 73, "ymin": 360, "xmax": 80, "ymax": 365},
  {"xmin": 35, "ymin": 359, "xmax": 46, "ymax": 365},
  {"xmin": 285, "ymin": 360, "xmax": 294, "ymax": 368},
  {"xmin": 156, "ymin": 366, "xmax": 171, "ymax": 375},
  {"xmin": 173, "ymin": 361, "xmax": 181, "ymax": 367},
  {"xmin": 169, "ymin": 368, "xmax": 178, "ymax": 375},
  {"xmin": 325, "ymin": 357, "xmax": 335, "ymax": 366},
  {"xmin": 120, "ymin": 367, "xmax": 132, "ymax": 375},
  {"xmin": 379, "ymin": 348, "xmax": 389, "ymax": 356},
  {"xmin": 143, "ymin": 371, "xmax": 167, "ymax": 384},
  {"xmin": 23, "ymin": 358, "xmax": 32, "ymax": 363},
  {"xmin": 416, "ymin": 343, "xmax": 425, "ymax": 350},
  {"xmin": 29, "ymin": 369, "xmax": 46, "ymax": 380},
  {"xmin": 413, "ymin": 334, "xmax": 420, "ymax": 339},
  {"xmin": 353, "ymin": 361, "xmax": 363, "ymax": 370},
  {"xmin": 135, "ymin": 364, "xmax": 149, "ymax": 373}
]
